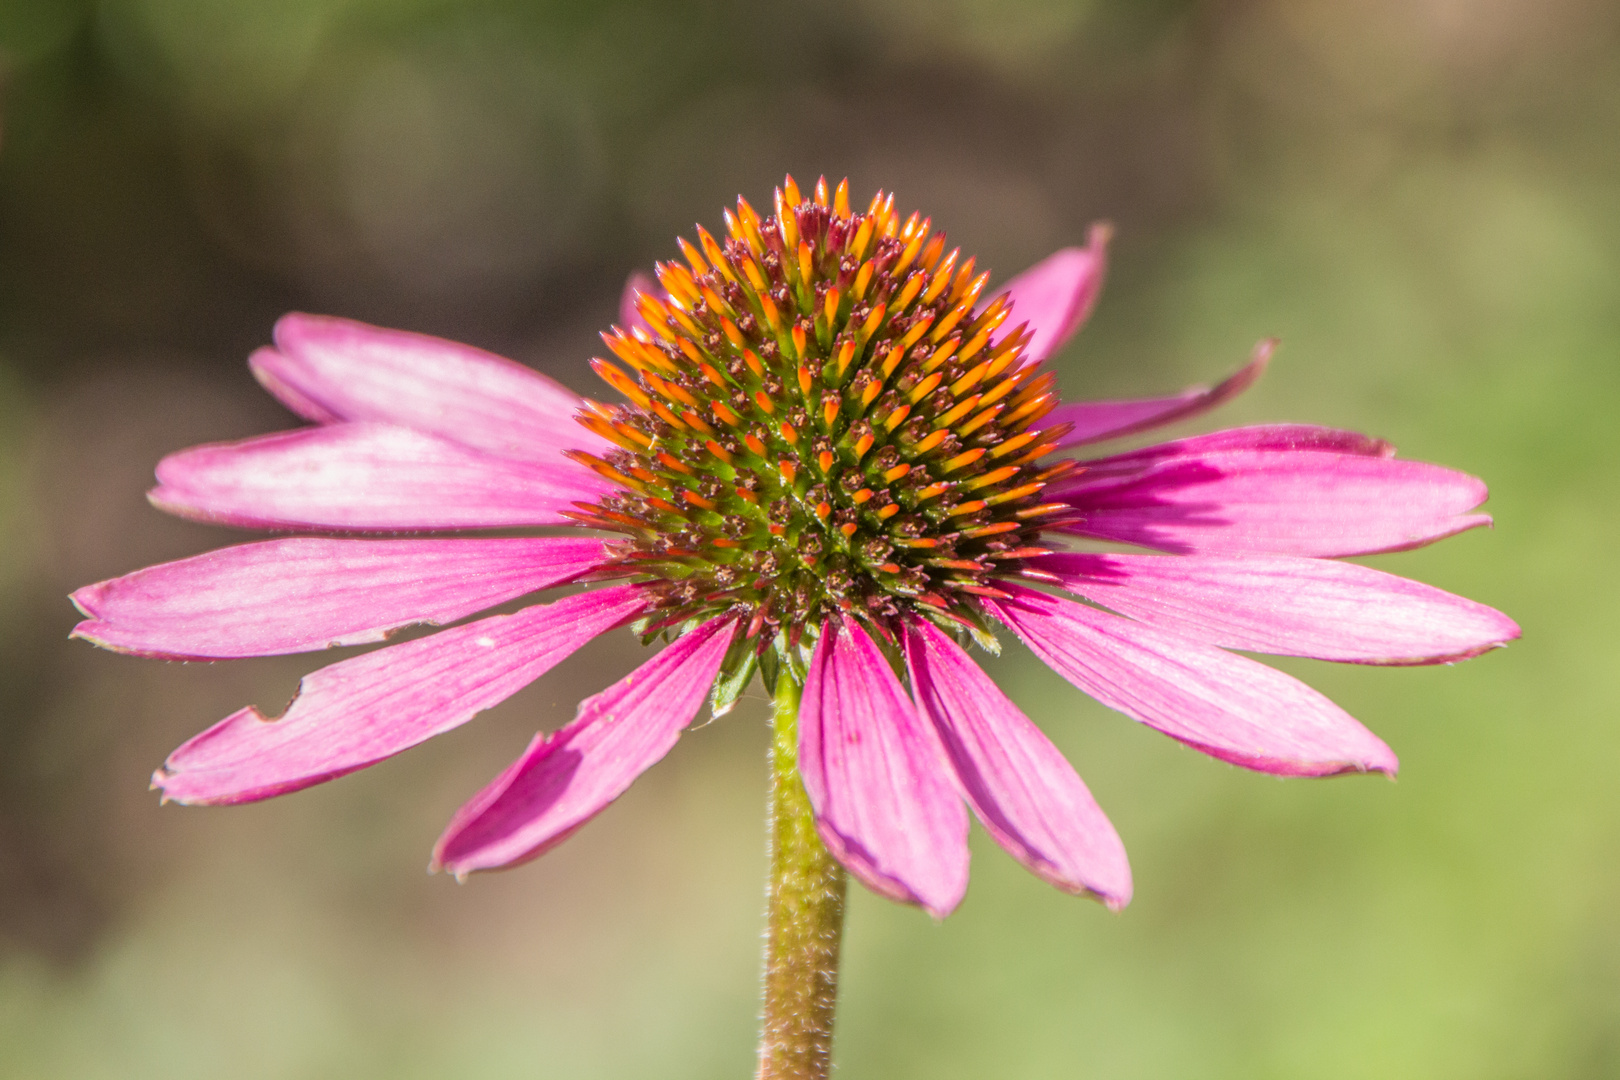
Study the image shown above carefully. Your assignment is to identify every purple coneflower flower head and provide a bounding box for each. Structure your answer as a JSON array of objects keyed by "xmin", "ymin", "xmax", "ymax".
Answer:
[{"xmin": 71, "ymin": 176, "xmax": 1517, "ymax": 919}]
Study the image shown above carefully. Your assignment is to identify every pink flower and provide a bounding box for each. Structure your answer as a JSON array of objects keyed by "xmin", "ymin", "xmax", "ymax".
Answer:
[{"xmin": 71, "ymin": 177, "xmax": 1517, "ymax": 918}]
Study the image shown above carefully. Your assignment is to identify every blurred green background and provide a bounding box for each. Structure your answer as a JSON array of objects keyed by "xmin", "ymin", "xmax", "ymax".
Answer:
[{"xmin": 1, "ymin": 0, "xmax": 1615, "ymax": 1076}]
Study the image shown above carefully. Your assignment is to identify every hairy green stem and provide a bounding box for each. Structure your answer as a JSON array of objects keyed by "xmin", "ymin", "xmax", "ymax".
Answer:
[{"xmin": 756, "ymin": 675, "xmax": 848, "ymax": 1080}]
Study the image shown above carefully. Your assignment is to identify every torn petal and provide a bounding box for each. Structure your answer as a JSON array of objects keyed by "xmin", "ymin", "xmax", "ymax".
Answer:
[{"xmin": 153, "ymin": 586, "xmax": 650, "ymax": 805}]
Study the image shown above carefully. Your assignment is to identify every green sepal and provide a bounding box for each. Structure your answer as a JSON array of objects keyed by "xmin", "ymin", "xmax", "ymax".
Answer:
[
  {"xmin": 861, "ymin": 617, "xmax": 908, "ymax": 678},
  {"xmin": 759, "ymin": 639, "xmax": 781, "ymax": 696},
  {"xmin": 786, "ymin": 625, "xmax": 816, "ymax": 683},
  {"xmin": 711, "ymin": 635, "xmax": 760, "ymax": 718},
  {"xmin": 914, "ymin": 604, "xmax": 1002, "ymax": 656},
  {"xmin": 967, "ymin": 621, "xmax": 1001, "ymax": 656},
  {"xmin": 761, "ymin": 626, "xmax": 816, "ymax": 696}
]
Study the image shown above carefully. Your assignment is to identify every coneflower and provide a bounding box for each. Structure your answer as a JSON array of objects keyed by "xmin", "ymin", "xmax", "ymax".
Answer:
[{"xmin": 71, "ymin": 176, "xmax": 1517, "ymax": 1079}]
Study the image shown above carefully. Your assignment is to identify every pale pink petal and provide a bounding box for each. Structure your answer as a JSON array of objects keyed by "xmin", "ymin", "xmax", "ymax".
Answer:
[
  {"xmin": 1031, "ymin": 552, "xmax": 1520, "ymax": 665},
  {"xmin": 251, "ymin": 313, "xmax": 612, "ymax": 460},
  {"xmin": 248, "ymin": 347, "xmax": 342, "ymax": 423},
  {"xmin": 618, "ymin": 271, "xmax": 660, "ymax": 336},
  {"xmin": 149, "ymin": 422, "xmax": 612, "ymax": 532},
  {"xmin": 1054, "ymin": 425, "xmax": 1490, "ymax": 556},
  {"xmin": 430, "ymin": 616, "xmax": 737, "ymax": 876},
  {"xmin": 71, "ymin": 537, "xmax": 612, "ymax": 660},
  {"xmin": 993, "ymin": 224, "xmax": 1109, "ymax": 363},
  {"xmin": 984, "ymin": 585, "xmax": 1397, "ymax": 777},
  {"xmin": 1045, "ymin": 340, "xmax": 1272, "ymax": 449},
  {"xmin": 799, "ymin": 619, "xmax": 969, "ymax": 918},
  {"xmin": 153, "ymin": 585, "xmax": 650, "ymax": 805},
  {"xmin": 902, "ymin": 617, "xmax": 1131, "ymax": 908}
]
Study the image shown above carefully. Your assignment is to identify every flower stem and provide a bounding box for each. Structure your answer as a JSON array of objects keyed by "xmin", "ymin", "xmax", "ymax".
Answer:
[{"xmin": 757, "ymin": 673, "xmax": 848, "ymax": 1080}]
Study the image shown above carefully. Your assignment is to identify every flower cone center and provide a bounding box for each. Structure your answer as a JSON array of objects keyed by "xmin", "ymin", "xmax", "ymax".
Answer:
[{"xmin": 569, "ymin": 176, "xmax": 1075, "ymax": 644}]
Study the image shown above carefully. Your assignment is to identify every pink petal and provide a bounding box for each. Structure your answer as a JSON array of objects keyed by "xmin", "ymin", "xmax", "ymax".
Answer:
[
  {"xmin": 251, "ymin": 313, "xmax": 612, "ymax": 461},
  {"xmin": 1077, "ymin": 425, "xmax": 1397, "ymax": 469},
  {"xmin": 984, "ymin": 585, "xmax": 1398, "ymax": 777},
  {"xmin": 993, "ymin": 224, "xmax": 1109, "ymax": 363},
  {"xmin": 430, "ymin": 615, "xmax": 736, "ymax": 876},
  {"xmin": 153, "ymin": 585, "xmax": 650, "ymax": 805},
  {"xmin": 799, "ymin": 619, "xmax": 969, "ymax": 918},
  {"xmin": 71, "ymin": 537, "xmax": 611, "ymax": 659},
  {"xmin": 149, "ymin": 422, "xmax": 612, "ymax": 532},
  {"xmin": 1031, "ymin": 552, "xmax": 1520, "ymax": 665},
  {"xmin": 901, "ymin": 617, "xmax": 1131, "ymax": 908},
  {"xmin": 618, "ymin": 271, "xmax": 660, "ymax": 336},
  {"xmin": 1046, "ymin": 340, "xmax": 1272, "ymax": 449},
  {"xmin": 1054, "ymin": 425, "xmax": 1491, "ymax": 556}
]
